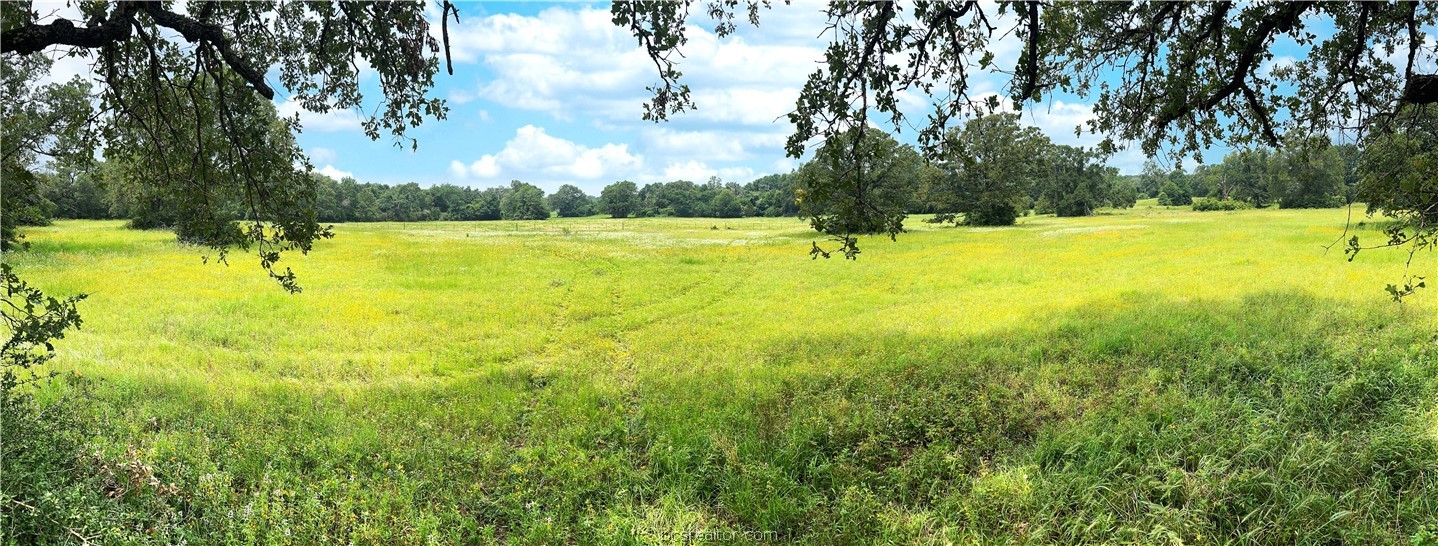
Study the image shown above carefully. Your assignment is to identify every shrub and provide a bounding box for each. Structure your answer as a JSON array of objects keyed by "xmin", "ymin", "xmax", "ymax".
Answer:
[{"xmin": 1191, "ymin": 198, "xmax": 1253, "ymax": 211}]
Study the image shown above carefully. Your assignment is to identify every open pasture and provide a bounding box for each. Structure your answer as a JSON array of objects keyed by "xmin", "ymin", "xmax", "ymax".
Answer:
[{"xmin": 9, "ymin": 204, "xmax": 1438, "ymax": 544}]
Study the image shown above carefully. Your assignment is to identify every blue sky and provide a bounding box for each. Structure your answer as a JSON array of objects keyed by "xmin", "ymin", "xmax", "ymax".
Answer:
[
  {"xmin": 283, "ymin": 0, "xmax": 1178, "ymax": 193},
  {"xmin": 31, "ymin": 1, "xmax": 1435, "ymax": 194}
]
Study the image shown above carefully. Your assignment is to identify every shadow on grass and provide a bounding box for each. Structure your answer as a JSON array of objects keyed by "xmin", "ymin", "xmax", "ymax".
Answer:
[{"xmin": 19, "ymin": 291, "xmax": 1437, "ymax": 544}]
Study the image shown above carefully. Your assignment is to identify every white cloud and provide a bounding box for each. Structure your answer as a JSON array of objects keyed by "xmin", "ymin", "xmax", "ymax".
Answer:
[
  {"xmin": 438, "ymin": 5, "xmax": 826, "ymax": 128},
  {"xmin": 660, "ymin": 160, "xmax": 716, "ymax": 182},
  {"xmin": 770, "ymin": 158, "xmax": 797, "ymax": 173},
  {"xmin": 317, "ymin": 164, "xmax": 354, "ymax": 180},
  {"xmin": 309, "ymin": 147, "xmax": 337, "ymax": 164},
  {"xmin": 642, "ymin": 128, "xmax": 784, "ymax": 162},
  {"xmin": 276, "ymin": 100, "xmax": 363, "ymax": 132},
  {"xmin": 449, "ymin": 125, "xmax": 642, "ymax": 187},
  {"xmin": 449, "ymin": 88, "xmax": 477, "ymax": 105},
  {"xmin": 1021, "ymin": 100, "xmax": 1100, "ymax": 145}
]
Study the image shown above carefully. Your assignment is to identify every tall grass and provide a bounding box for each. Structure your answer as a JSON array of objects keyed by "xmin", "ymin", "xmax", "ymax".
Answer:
[{"xmin": 5, "ymin": 204, "xmax": 1436, "ymax": 544}]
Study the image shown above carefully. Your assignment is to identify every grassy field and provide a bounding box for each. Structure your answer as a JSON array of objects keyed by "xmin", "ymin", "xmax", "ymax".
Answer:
[{"xmin": 7, "ymin": 202, "xmax": 1438, "ymax": 544}]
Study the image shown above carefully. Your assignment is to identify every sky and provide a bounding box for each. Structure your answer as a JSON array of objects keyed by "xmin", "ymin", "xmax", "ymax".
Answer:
[
  {"xmin": 287, "ymin": 0, "xmax": 1161, "ymax": 193},
  {"xmin": 29, "ymin": 1, "xmax": 1436, "ymax": 194}
]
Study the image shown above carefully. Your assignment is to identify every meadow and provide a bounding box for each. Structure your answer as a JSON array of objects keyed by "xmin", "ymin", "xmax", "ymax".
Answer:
[{"xmin": 7, "ymin": 201, "xmax": 1438, "ymax": 544}]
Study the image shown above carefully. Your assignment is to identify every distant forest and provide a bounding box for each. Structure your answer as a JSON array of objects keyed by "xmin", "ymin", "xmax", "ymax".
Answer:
[{"xmin": 27, "ymin": 138, "xmax": 1358, "ymax": 230}]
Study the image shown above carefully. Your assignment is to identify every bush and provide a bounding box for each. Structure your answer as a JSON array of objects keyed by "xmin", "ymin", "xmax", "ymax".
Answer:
[{"xmin": 1191, "ymin": 198, "xmax": 1253, "ymax": 211}]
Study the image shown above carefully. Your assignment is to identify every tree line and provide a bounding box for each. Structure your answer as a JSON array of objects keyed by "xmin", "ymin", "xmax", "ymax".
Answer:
[
  {"xmin": 18, "ymin": 159, "xmax": 805, "ymax": 226},
  {"xmin": 17, "ymin": 120, "xmax": 1391, "ymax": 242},
  {"xmin": 793, "ymin": 115, "xmax": 1141, "ymax": 238},
  {"xmin": 1126, "ymin": 137, "xmax": 1360, "ymax": 210}
]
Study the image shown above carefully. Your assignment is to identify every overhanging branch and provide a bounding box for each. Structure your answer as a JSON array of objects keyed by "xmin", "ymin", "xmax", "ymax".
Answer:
[{"xmin": 1, "ymin": 2, "xmax": 274, "ymax": 100}]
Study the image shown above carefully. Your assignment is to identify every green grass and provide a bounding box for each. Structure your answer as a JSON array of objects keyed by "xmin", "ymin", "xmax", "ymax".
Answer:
[{"xmin": 7, "ymin": 203, "xmax": 1438, "ymax": 544}]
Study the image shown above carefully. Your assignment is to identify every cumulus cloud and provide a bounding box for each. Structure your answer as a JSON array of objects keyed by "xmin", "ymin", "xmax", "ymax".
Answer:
[
  {"xmin": 437, "ymin": 4, "xmax": 827, "ymax": 128},
  {"xmin": 660, "ymin": 161, "xmax": 717, "ymax": 182},
  {"xmin": 317, "ymin": 164, "xmax": 354, "ymax": 180},
  {"xmin": 448, "ymin": 125, "xmax": 643, "ymax": 187},
  {"xmin": 276, "ymin": 100, "xmax": 363, "ymax": 132},
  {"xmin": 308, "ymin": 147, "xmax": 338, "ymax": 164},
  {"xmin": 642, "ymin": 128, "xmax": 787, "ymax": 163}
]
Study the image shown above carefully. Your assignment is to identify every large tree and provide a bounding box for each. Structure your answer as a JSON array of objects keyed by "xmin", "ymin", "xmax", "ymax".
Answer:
[
  {"xmin": 1222, "ymin": 148, "xmax": 1278, "ymax": 208},
  {"xmin": 499, "ymin": 181, "xmax": 550, "ymax": 221},
  {"xmin": 2, "ymin": 0, "xmax": 449, "ymax": 289},
  {"xmin": 929, "ymin": 113, "xmax": 1049, "ymax": 226},
  {"xmin": 599, "ymin": 181, "xmax": 640, "ymax": 219},
  {"xmin": 1040, "ymin": 145, "xmax": 1112, "ymax": 217},
  {"xmin": 1272, "ymin": 137, "xmax": 1347, "ymax": 209},
  {"xmin": 548, "ymin": 184, "xmax": 594, "ymax": 218},
  {"xmin": 618, "ymin": 1, "xmax": 1438, "ymax": 253},
  {"xmin": 1, "ymin": 53, "xmax": 94, "ymax": 249},
  {"xmin": 794, "ymin": 127, "xmax": 922, "ymax": 257}
]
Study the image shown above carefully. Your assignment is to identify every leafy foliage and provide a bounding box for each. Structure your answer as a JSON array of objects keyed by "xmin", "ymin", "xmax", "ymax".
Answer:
[
  {"xmin": 500, "ymin": 181, "xmax": 551, "ymax": 221},
  {"xmin": 794, "ymin": 127, "xmax": 922, "ymax": 258},
  {"xmin": 1191, "ymin": 197, "xmax": 1254, "ymax": 212},
  {"xmin": 599, "ymin": 180, "xmax": 640, "ymax": 219},
  {"xmin": 931, "ymin": 113, "xmax": 1048, "ymax": 226},
  {"xmin": 548, "ymin": 184, "xmax": 594, "ymax": 218},
  {"xmin": 1350, "ymin": 104, "xmax": 1438, "ymax": 300},
  {"xmin": 2, "ymin": 0, "xmax": 450, "ymax": 288},
  {"xmin": 1036, "ymin": 145, "xmax": 1114, "ymax": 217},
  {"xmin": 1, "ymin": 53, "xmax": 94, "ymax": 250},
  {"xmin": 1273, "ymin": 137, "xmax": 1347, "ymax": 209},
  {"xmin": 1159, "ymin": 180, "xmax": 1192, "ymax": 207}
]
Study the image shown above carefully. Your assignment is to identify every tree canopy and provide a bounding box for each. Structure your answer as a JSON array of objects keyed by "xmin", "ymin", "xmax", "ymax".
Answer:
[
  {"xmin": 2, "ymin": 1, "xmax": 1435, "ymax": 266},
  {"xmin": 1, "ymin": 0, "xmax": 449, "ymax": 290},
  {"xmin": 619, "ymin": 1, "xmax": 1438, "ymax": 256}
]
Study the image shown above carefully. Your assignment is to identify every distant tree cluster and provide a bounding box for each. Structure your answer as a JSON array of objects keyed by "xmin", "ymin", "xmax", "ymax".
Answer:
[
  {"xmin": 595, "ymin": 175, "xmax": 802, "ymax": 219},
  {"xmin": 1135, "ymin": 138, "xmax": 1358, "ymax": 210},
  {"xmin": 20, "ymin": 159, "xmax": 805, "ymax": 226},
  {"xmin": 792, "ymin": 115, "xmax": 1139, "ymax": 240}
]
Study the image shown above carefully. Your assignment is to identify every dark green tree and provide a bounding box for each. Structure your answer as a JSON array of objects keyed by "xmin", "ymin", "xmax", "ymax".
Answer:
[
  {"xmin": 500, "ymin": 181, "xmax": 550, "ymax": 220},
  {"xmin": 1, "ymin": 54, "xmax": 93, "ymax": 248},
  {"xmin": 795, "ymin": 126, "xmax": 922, "ymax": 256},
  {"xmin": 1158, "ymin": 181, "xmax": 1192, "ymax": 207},
  {"xmin": 930, "ymin": 113, "xmax": 1049, "ymax": 226},
  {"xmin": 460, "ymin": 187, "xmax": 505, "ymax": 221},
  {"xmin": 1136, "ymin": 161, "xmax": 1168, "ymax": 199},
  {"xmin": 1273, "ymin": 137, "xmax": 1345, "ymax": 209},
  {"xmin": 599, "ymin": 181, "xmax": 640, "ymax": 218},
  {"xmin": 1041, "ymin": 145, "xmax": 1111, "ymax": 217},
  {"xmin": 380, "ymin": 183, "xmax": 432, "ymax": 222},
  {"xmin": 1224, "ymin": 148, "xmax": 1276, "ymax": 208},
  {"xmin": 548, "ymin": 184, "xmax": 593, "ymax": 218},
  {"xmin": 429, "ymin": 184, "xmax": 476, "ymax": 219},
  {"xmin": 710, "ymin": 189, "xmax": 743, "ymax": 219}
]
